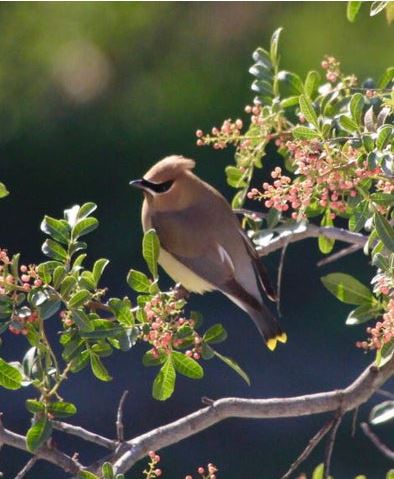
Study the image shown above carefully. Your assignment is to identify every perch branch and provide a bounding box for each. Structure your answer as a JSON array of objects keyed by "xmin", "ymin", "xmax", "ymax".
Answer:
[
  {"xmin": 257, "ymin": 224, "xmax": 367, "ymax": 256},
  {"xmin": 15, "ymin": 457, "xmax": 38, "ymax": 479},
  {"xmin": 323, "ymin": 413, "xmax": 342, "ymax": 479},
  {"xmin": 116, "ymin": 391, "xmax": 129, "ymax": 443},
  {"xmin": 107, "ymin": 357, "xmax": 394, "ymax": 474}
]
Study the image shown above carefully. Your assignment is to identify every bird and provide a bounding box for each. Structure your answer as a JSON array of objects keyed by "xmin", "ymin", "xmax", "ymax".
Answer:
[{"xmin": 129, "ymin": 155, "xmax": 287, "ymax": 350}]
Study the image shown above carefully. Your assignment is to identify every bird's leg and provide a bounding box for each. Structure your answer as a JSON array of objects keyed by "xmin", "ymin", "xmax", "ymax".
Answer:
[{"xmin": 172, "ymin": 283, "xmax": 190, "ymax": 300}]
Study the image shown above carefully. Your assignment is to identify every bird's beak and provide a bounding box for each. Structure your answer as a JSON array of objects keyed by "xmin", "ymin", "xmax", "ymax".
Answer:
[{"xmin": 129, "ymin": 179, "xmax": 146, "ymax": 190}]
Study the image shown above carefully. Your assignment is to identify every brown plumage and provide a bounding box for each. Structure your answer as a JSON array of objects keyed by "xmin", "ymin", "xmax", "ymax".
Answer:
[{"xmin": 130, "ymin": 155, "xmax": 287, "ymax": 350}]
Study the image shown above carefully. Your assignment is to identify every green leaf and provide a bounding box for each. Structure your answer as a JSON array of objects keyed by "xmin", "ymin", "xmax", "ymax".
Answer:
[
  {"xmin": 374, "ymin": 212, "xmax": 394, "ymax": 252},
  {"xmin": 377, "ymin": 125, "xmax": 393, "ymax": 150},
  {"xmin": 370, "ymin": 193, "xmax": 394, "ymax": 205},
  {"xmin": 346, "ymin": 304, "xmax": 380, "ymax": 325},
  {"xmin": 142, "ymin": 229, "xmax": 160, "ymax": 279},
  {"xmin": 278, "ymin": 70, "xmax": 303, "ymax": 94},
  {"xmin": 93, "ymin": 258, "xmax": 109, "ymax": 286},
  {"xmin": 348, "ymin": 200, "xmax": 369, "ymax": 232},
  {"xmin": 304, "ymin": 70, "xmax": 321, "ymax": 98},
  {"xmin": 77, "ymin": 202, "xmax": 97, "ymax": 220},
  {"xmin": 377, "ymin": 338, "xmax": 394, "ymax": 367},
  {"xmin": 26, "ymin": 416, "xmax": 52, "ymax": 452},
  {"xmin": 387, "ymin": 471, "xmax": 394, "ymax": 479},
  {"xmin": 42, "ymin": 239, "xmax": 68, "ymax": 262},
  {"xmin": 379, "ymin": 67, "xmax": 394, "ymax": 88},
  {"xmin": 203, "ymin": 324, "xmax": 228, "ymax": 344},
  {"xmin": 72, "ymin": 309, "xmax": 94, "ymax": 332},
  {"xmin": 60, "ymin": 276, "xmax": 77, "ymax": 298},
  {"xmin": 62, "ymin": 338, "xmax": 85, "ymax": 362},
  {"xmin": 337, "ymin": 115, "xmax": 359, "ymax": 133},
  {"xmin": 102, "ymin": 463, "xmax": 115, "ymax": 479},
  {"xmin": 48, "ymin": 401, "xmax": 77, "ymax": 418},
  {"xmin": 350, "ymin": 93, "xmax": 364, "ymax": 126},
  {"xmin": 127, "ymin": 269, "xmax": 151, "ymax": 293},
  {"xmin": 293, "ymin": 126, "xmax": 320, "ymax": 140},
  {"xmin": 25, "ymin": 399, "xmax": 45, "ymax": 414},
  {"xmin": 172, "ymin": 351, "xmax": 203, "ymax": 379},
  {"xmin": 80, "ymin": 271, "xmax": 96, "ymax": 290},
  {"xmin": 90, "ymin": 353, "xmax": 112, "ymax": 382},
  {"xmin": 321, "ymin": 273, "xmax": 374, "ymax": 305},
  {"xmin": 370, "ymin": 1, "xmax": 389, "ymax": 16},
  {"xmin": 109, "ymin": 298, "xmax": 134, "ymax": 327},
  {"xmin": 312, "ymin": 464, "xmax": 324, "ymax": 479},
  {"xmin": 0, "ymin": 182, "xmax": 9, "ymax": 198},
  {"xmin": 40, "ymin": 216, "xmax": 71, "ymax": 245},
  {"xmin": 68, "ymin": 289, "xmax": 91, "ymax": 309},
  {"xmin": 213, "ymin": 350, "xmax": 250, "ymax": 385},
  {"xmin": 270, "ymin": 27, "xmax": 283, "ymax": 65},
  {"xmin": 225, "ymin": 166, "xmax": 247, "ymax": 188},
  {"xmin": 318, "ymin": 210, "xmax": 335, "ymax": 254},
  {"xmin": 370, "ymin": 400, "xmax": 394, "ymax": 425},
  {"xmin": 72, "ymin": 217, "xmax": 99, "ymax": 240},
  {"xmin": 143, "ymin": 350, "xmax": 165, "ymax": 367},
  {"xmin": 347, "ymin": 1, "xmax": 362, "ymax": 21},
  {"xmin": 280, "ymin": 96, "xmax": 300, "ymax": 108},
  {"xmin": 53, "ymin": 266, "xmax": 67, "ymax": 289},
  {"xmin": 0, "ymin": 358, "xmax": 23, "ymax": 389},
  {"xmin": 78, "ymin": 472, "xmax": 99, "ymax": 479},
  {"xmin": 299, "ymin": 94, "xmax": 319, "ymax": 129},
  {"xmin": 152, "ymin": 355, "xmax": 176, "ymax": 401}
]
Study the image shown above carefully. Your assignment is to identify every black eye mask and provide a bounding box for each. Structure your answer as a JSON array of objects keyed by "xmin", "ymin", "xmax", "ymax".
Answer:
[{"xmin": 140, "ymin": 178, "xmax": 174, "ymax": 193}]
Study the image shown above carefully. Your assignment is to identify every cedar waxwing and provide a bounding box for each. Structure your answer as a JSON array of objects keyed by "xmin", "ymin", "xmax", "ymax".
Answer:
[{"xmin": 130, "ymin": 155, "xmax": 287, "ymax": 350}]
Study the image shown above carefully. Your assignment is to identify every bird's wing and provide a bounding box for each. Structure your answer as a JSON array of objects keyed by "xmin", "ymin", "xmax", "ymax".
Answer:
[
  {"xmin": 238, "ymin": 229, "xmax": 277, "ymax": 302},
  {"xmin": 151, "ymin": 206, "xmax": 237, "ymax": 287}
]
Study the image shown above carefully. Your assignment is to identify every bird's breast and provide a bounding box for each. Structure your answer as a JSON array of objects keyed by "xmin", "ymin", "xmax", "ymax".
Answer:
[{"xmin": 158, "ymin": 248, "xmax": 215, "ymax": 294}]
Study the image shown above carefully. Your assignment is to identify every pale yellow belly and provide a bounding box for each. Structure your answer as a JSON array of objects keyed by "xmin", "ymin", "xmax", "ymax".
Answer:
[{"xmin": 159, "ymin": 248, "xmax": 215, "ymax": 294}]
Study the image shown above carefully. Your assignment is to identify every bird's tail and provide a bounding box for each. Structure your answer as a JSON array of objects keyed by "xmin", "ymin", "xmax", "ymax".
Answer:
[{"xmin": 248, "ymin": 302, "xmax": 287, "ymax": 351}]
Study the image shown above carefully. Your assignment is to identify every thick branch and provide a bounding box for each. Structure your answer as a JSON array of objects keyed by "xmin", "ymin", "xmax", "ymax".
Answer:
[
  {"xmin": 0, "ymin": 420, "xmax": 81, "ymax": 473},
  {"xmin": 257, "ymin": 224, "xmax": 367, "ymax": 256},
  {"xmin": 109, "ymin": 358, "xmax": 394, "ymax": 474}
]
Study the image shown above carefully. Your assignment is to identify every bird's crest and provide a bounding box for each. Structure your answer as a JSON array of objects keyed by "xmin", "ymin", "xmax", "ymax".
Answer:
[{"xmin": 144, "ymin": 155, "xmax": 195, "ymax": 184}]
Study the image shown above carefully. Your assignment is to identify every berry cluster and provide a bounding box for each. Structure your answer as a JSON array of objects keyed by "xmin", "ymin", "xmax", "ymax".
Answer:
[
  {"xmin": 357, "ymin": 299, "xmax": 394, "ymax": 351},
  {"xmin": 144, "ymin": 451, "xmax": 162, "ymax": 478},
  {"xmin": 196, "ymin": 118, "xmax": 244, "ymax": 150},
  {"xmin": 185, "ymin": 463, "xmax": 218, "ymax": 479},
  {"xmin": 321, "ymin": 55, "xmax": 341, "ymax": 83},
  {"xmin": 143, "ymin": 294, "xmax": 203, "ymax": 360}
]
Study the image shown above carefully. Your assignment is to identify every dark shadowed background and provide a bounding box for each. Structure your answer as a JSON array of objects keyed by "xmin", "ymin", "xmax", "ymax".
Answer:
[{"xmin": 1, "ymin": 2, "xmax": 393, "ymax": 478}]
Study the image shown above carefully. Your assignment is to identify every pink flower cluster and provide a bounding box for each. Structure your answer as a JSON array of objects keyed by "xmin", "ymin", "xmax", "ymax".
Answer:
[
  {"xmin": 143, "ymin": 294, "xmax": 203, "ymax": 360},
  {"xmin": 251, "ymin": 140, "xmax": 382, "ymax": 220},
  {"xmin": 196, "ymin": 118, "xmax": 243, "ymax": 149},
  {"xmin": 357, "ymin": 299, "xmax": 394, "ymax": 351},
  {"xmin": 144, "ymin": 451, "xmax": 162, "ymax": 478},
  {"xmin": 321, "ymin": 55, "xmax": 341, "ymax": 83},
  {"xmin": 185, "ymin": 463, "xmax": 218, "ymax": 479}
]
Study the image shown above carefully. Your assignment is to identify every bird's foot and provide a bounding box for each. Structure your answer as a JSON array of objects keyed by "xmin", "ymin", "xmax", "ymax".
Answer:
[{"xmin": 173, "ymin": 283, "xmax": 190, "ymax": 300}]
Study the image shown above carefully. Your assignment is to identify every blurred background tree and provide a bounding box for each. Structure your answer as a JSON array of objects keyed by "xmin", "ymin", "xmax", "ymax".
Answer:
[{"xmin": 1, "ymin": 2, "xmax": 393, "ymax": 478}]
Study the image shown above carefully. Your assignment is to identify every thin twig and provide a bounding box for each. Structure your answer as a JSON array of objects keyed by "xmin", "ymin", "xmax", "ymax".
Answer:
[
  {"xmin": 233, "ymin": 208, "xmax": 268, "ymax": 220},
  {"xmin": 276, "ymin": 238, "xmax": 289, "ymax": 318},
  {"xmin": 281, "ymin": 419, "xmax": 334, "ymax": 479},
  {"xmin": 361, "ymin": 422, "xmax": 394, "ymax": 461},
  {"xmin": 376, "ymin": 388, "xmax": 394, "ymax": 400},
  {"xmin": 323, "ymin": 413, "xmax": 342, "ymax": 479},
  {"xmin": 351, "ymin": 407, "xmax": 359, "ymax": 438},
  {"xmin": 15, "ymin": 457, "xmax": 38, "ymax": 479},
  {"xmin": 116, "ymin": 391, "xmax": 129, "ymax": 443},
  {"xmin": 317, "ymin": 244, "xmax": 362, "ymax": 268},
  {"xmin": 52, "ymin": 421, "xmax": 117, "ymax": 450}
]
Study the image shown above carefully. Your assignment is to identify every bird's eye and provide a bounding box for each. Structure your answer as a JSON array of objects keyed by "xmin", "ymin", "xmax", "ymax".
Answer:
[
  {"xmin": 140, "ymin": 179, "xmax": 174, "ymax": 193},
  {"xmin": 153, "ymin": 179, "xmax": 174, "ymax": 193}
]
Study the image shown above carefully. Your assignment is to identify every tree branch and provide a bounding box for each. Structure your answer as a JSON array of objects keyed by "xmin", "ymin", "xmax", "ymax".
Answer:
[
  {"xmin": 360, "ymin": 422, "xmax": 394, "ymax": 461},
  {"xmin": 107, "ymin": 357, "xmax": 394, "ymax": 474},
  {"xmin": 257, "ymin": 224, "xmax": 367, "ymax": 256},
  {"xmin": 52, "ymin": 420, "xmax": 117, "ymax": 450},
  {"xmin": 0, "ymin": 417, "xmax": 82, "ymax": 473}
]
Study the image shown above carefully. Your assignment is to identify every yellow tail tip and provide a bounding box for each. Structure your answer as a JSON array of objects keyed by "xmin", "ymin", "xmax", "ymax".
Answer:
[
  {"xmin": 277, "ymin": 332, "xmax": 287, "ymax": 344},
  {"xmin": 266, "ymin": 338, "xmax": 277, "ymax": 351}
]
